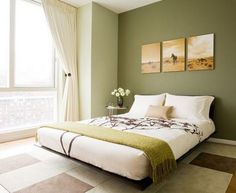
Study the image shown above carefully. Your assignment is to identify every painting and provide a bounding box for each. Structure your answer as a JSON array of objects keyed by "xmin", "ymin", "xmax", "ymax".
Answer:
[
  {"xmin": 141, "ymin": 43, "xmax": 161, "ymax": 73},
  {"xmin": 187, "ymin": 33, "xmax": 214, "ymax": 71},
  {"xmin": 162, "ymin": 38, "xmax": 185, "ymax": 72}
]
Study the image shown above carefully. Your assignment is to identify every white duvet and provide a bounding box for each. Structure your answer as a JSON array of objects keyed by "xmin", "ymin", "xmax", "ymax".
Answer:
[{"xmin": 37, "ymin": 113, "xmax": 215, "ymax": 180}]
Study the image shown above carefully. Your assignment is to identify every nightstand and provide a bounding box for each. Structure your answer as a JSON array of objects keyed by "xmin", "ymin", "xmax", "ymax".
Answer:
[{"xmin": 106, "ymin": 106, "xmax": 127, "ymax": 116}]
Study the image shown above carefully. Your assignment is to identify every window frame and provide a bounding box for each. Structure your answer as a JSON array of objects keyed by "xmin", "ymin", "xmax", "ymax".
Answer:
[{"xmin": 0, "ymin": 0, "xmax": 57, "ymax": 92}]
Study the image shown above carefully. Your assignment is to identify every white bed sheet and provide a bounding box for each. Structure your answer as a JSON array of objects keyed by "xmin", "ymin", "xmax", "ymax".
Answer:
[{"xmin": 37, "ymin": 114, "xmax": 215, "ymax": 180}]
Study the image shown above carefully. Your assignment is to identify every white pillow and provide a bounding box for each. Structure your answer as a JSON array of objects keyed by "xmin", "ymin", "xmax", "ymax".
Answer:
[
  {"xmin": 164, "ymin": 94, "xmax": 214, "ymax": 120},
  {"xmin": 129, "ymin": 94, "xmax": 166, "ymax": 117}
]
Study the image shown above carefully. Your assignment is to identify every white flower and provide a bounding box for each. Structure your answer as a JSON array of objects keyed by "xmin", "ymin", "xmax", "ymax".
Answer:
[
  {"xmin": 111, "ymin": 88, "xmax": 130, "ymax": 98},
  {"xmin": 125, "ymin": 89, "xmax": 130, "ymax": 96}
]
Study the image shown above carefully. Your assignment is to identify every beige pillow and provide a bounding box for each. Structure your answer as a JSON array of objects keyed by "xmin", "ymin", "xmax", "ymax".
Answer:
[{"xmin": 145, "ymin": 105, "xmax": 173, "ymax": 119}]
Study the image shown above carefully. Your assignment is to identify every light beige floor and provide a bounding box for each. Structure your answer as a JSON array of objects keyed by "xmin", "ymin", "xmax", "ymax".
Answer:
[{"xmin": 0, "ymin": 138, "xmax": 235, "ymax": 193}]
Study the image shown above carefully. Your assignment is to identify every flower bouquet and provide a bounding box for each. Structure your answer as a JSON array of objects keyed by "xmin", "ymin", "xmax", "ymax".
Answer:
[{"xmin": 111, "ymin": 88, "xmax": 131, "ymax": 107}]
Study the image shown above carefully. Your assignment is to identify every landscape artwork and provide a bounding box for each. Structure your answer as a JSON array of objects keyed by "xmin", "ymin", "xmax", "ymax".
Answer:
[
  {"xmin": 141, "ymin": 43, "xmax": 161, "ymax": 73},
  {"xmin": 187, "ymin": 34, "xmax": 214, "ymax": 71},
  {"xmin": 162, "ymin": 38, "xmax": 185, "ymax": 72}
]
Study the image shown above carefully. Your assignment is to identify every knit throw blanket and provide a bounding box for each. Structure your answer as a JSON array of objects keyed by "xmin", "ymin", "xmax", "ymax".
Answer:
[{"xmin": 42, "ymin": 121, "xmax": 177, "ymax": 184}]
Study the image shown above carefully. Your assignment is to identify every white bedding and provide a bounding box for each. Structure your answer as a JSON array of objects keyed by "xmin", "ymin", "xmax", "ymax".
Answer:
[{"xmin": 37, "ymin": 113, "xmax": 215, "ymax": 180}]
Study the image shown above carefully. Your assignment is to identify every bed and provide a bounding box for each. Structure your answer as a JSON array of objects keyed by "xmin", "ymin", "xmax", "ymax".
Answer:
[{"xmin": 37, "ymin": 93, "xmax": 215, "ymax": 182}]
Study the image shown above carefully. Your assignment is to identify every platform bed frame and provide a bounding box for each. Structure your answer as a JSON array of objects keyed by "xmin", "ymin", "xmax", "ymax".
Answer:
[
  {"xmin": 36, "ymin": 130, "xmax": 214, "ymax": 191},
  {"xmin": 36, "ymin": 99, "xmax": 216, "ymax": 190}
]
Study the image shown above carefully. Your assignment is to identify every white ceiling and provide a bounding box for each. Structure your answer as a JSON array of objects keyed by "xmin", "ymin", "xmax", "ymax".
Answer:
[{"xmin": 62, "ymin": 0, "xmax": 162, "ymax": 13}]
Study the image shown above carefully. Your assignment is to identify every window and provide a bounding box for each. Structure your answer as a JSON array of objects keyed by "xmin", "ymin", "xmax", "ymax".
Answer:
[
  {"xmin": 0, "ymin": 91, "xmax": 57, "ymax": 131},
  {"xmin": 15, "ymin": 0, "xmax": 54, "ymax": 87},
  {"xmin": 0, "ymin": 0, "xmax": 57, "ymax": 131}
]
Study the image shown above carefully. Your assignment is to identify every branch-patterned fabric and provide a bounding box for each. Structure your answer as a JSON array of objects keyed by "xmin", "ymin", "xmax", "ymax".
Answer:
[{"xmin": 89, "ymin": 116, "xmax": 203, "ymax": 141}]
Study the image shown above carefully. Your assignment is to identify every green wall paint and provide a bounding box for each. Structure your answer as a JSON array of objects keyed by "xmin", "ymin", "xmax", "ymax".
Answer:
[
  {"xmin": 118, "ymin": 0, "xmax": 236, "ymax": 140},
  {"xmin": 78, "ymin": 3, "xmax": 118, "ymax": 120}
]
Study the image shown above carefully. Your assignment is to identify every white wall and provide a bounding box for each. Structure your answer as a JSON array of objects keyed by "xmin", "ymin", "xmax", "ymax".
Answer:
[{"xmin": 77, "ymin": 3, "xmax": 92, "ymax": 120}]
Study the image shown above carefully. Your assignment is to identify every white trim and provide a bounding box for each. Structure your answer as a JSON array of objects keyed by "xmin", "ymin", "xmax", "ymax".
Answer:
[
  {"xmin": 0, "ymin": 127, "xmax": 37, "ymax": 143},
  {"xmin": 208, "ymin": 137, "xmax": 236, "ymax": 146},
  {"xmin": 0, "ymin": 87, "xmax": 57, "ymax": 92}
]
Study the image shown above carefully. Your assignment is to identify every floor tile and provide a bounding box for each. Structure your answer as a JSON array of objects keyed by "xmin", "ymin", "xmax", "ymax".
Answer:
[
  {"xmin": 0, "ymin": 154, "xmax": 39, "ymax": 174},
  {"xmin": 198, "ymin": 142, "xmax": 236, "ymax": 158},
  {"xmin": 66, "ymin": 164, "xmax": 111, "ymax": 187},
  {"xmin": 86, "ymin": 177, "xmax": 141, "ymax": 193},
  {"xmin": 42, "ymin": 155, "xmax": 80, "ymax": 171},
  {"xmin": 28, "ymin": 146, "xmax": 63, "ymax": 161},
  {"xmin": 190, "ymin": 152, "xmax": 236, "ymax": 174},
  {"xmin": 180, "ymin": 141, "xmax": 236, "ymax": 164},
  {"xmin": 156, "ymin": 164, "xmax": 232, "ymax": 193},
  {"xmin": 0, "ymin": 138, "xmax": 35, "ymax": 159},
  {"xmin": 14, "ymin": 173, "xmax": 93, "ymax": 193},
  {"xmin": 0, "ymin": 161, "xmax": 72, "ymax": 192},
  {"xmin": 1, "ymin": 138, "xmax": 236, "ymax": 193}
]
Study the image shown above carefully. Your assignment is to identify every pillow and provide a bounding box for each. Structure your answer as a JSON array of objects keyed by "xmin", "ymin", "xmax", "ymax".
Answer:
[
  {"xmin": 164, "ymin": 94, "xmax": 214, "ymax": 120},
  {"xmin": 145, "ymin": 105, "xmax": 173, "ymax": 119},
  {"xmin": 128, "ymin": 94, "xmax": 166, "ymax": 117}
]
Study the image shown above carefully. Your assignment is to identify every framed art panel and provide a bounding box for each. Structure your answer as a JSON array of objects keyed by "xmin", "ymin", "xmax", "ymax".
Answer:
[
  {"xmin": 187, "ymin": 33, "xmax": 214, "ymax": 71},
  {"xmin": 162, "ymin": 38, "xmax": 185, "ymax": 72},
  {"xmin": 141, "ymin": 43, "xmax": 161, "ymax": 74}
]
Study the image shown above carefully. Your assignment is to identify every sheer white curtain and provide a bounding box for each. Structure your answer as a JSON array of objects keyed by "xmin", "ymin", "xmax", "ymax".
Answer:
[{"xmin": 42, "ymin": 0, "xmax": 79, "ymax": 121}]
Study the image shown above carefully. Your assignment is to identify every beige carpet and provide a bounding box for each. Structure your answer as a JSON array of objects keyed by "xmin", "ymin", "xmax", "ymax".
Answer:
[
  {"xmin": 0, "ymin": 139, "xmax": 236, "ymax": 193},
  {"xmin": 0, "ymin": 154, "xmax": 39, "ymax": 174},
  {"xmin": 190, "ymin": 152, "xmax": 236, "ymax": 193},
  {"xmin": 190, "ymin": 152, "xmax": 236, "ymax": 174},
  {"xmin": 14, "ymin": 173, "xmax": 93, "ymax": 193}
]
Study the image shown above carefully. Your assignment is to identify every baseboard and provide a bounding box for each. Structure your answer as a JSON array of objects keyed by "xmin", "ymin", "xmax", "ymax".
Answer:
[
  {"xmin": 0, "ymin": 128, "xmax": 37, "ymax": 143},
  {"xmin": 208, "ymin": 137, "xmax": 236, "ymax": 146}
]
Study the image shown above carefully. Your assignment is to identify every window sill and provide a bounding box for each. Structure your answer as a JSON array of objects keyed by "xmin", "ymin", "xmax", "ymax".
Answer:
[{"xmin": 0, "ymin": 126, "xmax": 38, "ymax": 143}]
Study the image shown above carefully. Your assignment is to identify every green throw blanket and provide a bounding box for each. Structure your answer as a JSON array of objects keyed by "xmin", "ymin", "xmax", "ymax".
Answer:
[{"xmin": 40, "ymin": 122, "xmax": 177, "ymax": 183}]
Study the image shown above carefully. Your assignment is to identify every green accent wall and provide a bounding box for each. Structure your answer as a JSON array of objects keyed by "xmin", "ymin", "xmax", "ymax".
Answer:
[{"xmin": 118, "ymin": 0, "xmax": 236, "ymax": 140}]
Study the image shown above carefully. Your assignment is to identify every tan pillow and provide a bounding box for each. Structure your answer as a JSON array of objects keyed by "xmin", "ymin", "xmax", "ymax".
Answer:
[{"xmin": 145, "ymin": 105, "xmax": 173, "ymax": 119}]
